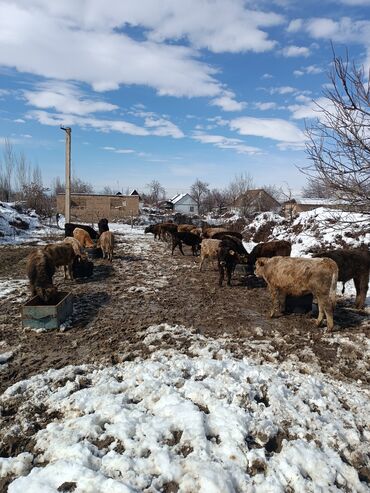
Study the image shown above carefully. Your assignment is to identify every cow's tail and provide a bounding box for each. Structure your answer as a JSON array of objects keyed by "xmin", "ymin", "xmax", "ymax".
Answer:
[{"xmin": 330, "ymin": 269, "xmax": 338, "ymax": 307}]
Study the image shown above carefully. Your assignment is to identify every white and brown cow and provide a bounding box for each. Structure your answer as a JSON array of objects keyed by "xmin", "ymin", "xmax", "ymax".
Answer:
[
  {"xmin": 73, "ymin": 227, "xmax": 95, "ymax": 248},
  {"xmin": 255, "ymin": 256, "xmax": 338, "ymax": 331},
  {"xmin": 98, "ymin": 231, "xmax": 115, "ymax": 261}
]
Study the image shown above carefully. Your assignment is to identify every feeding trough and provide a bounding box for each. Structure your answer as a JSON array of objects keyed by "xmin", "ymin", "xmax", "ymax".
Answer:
[{"xmin": 21, "ymin": 291, "xmax": 73, "ymax": 330}]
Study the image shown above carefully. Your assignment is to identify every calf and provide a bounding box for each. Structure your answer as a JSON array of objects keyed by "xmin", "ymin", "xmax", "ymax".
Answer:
[
  {"xmin": 98, "ymin": 231, "xmax": 115, "ymax": 261},
  {"xmin": 73, "ymin": 227, "xmax": 95, "ymax": 248},
  {"xmin": 255, "ymin": 256, "xmax": 338, "ymax": 331},
  {"xmin": 218, "ymin": 236, "xmax": 249, "ymax": 286},
  {"xmin": 145, "ymin": 224, "xmax": 161, "ymax": 240},
  {"xmin": 98, "ymin": 218, "xmax": 109, "ymax": 235},
  {"xmin": 43, "ymin": 243, "xmax": 76, "ymax": 280},
  {"xmin": 313, "ymin": 248, "xmax": 370, "ymax": 309},
  {"xmin": 199, "ymin": 239, "xmax": 221, "ymax": 271},
  {"xmin": 248, "ymin": 240, "xmax": 292, "ymax": 271},
  {"xmin": 171, "ymin": 231, "xmax": 201, "ymax": 256},
  {"xmin": 63, "ymin": 237, "xmax": 86, "ymax": 260},
  {"xmin": 26, "ymin": 249, "xmax": 57, "ymax": 302},
  {"xmin": 65, "ymin": 222, "xmax": 99, "ymax": 240},
  {"xmin": 159, "ymin": 222, "xmax": 178, "ymax": 241}
]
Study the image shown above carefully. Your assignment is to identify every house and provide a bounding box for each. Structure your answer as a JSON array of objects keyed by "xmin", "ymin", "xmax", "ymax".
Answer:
[
  {"xmin": 282, "ymin": 197, "xmax": 345, "ymax": 218},
  {"xmin": 170, "ymin": 193, "xmax": 198, "ymax": 215},
  {"xmin": 57, "ymin": 193, "xmax": 140, "ymax": 222},
  {"xmin": 234, "ymin": 189, "xmax": 280, "ymax": 214}
]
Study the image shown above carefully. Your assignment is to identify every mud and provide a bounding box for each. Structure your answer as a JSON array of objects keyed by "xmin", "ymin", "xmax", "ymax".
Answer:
[{"xmin": 0, "ymin": 230, "xmax": 369, "ymax": 400}]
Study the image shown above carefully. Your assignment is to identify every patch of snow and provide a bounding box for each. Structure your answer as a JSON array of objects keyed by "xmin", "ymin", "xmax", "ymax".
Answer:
[{"xmin": 2, "ymin": 325, "xmax": 369, "ymax": 493}]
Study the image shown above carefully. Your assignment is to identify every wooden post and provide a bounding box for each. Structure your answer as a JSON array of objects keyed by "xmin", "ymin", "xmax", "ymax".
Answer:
[{"xmin": 61, "ymin": 127, "xmax": 71, "ymax": 224}]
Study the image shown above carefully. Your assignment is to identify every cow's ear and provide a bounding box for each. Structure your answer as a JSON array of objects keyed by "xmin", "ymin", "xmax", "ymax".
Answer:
[{"xmin": 258, "ymin": 259, "xmax": 264, "ymax": 266}]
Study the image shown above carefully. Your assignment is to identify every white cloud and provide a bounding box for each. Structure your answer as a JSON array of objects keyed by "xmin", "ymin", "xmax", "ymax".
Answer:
[
  {"xmin": 229, "ymin": 116, "xmax": 305, "ymax": 147},
  {"xmin": 0, "ymin": 0, "xmax": 284, "ymax": 99},
  {"xmin": 102, "ymin": 146, "xmax": 135, "ymax": 154},
  {"xmin": 14, "ymin": 118, "xmax": 25, "ymax": 123},
  {"xmin": 288, "ymin": 97, "xmax": 334, "ymax": 120},
  {"xmin": 294, "ymin": 65, "xmax": 323, "ymax": 77},
  {"xmin": 210, "ymin": 91, "xmax": 246, "ymax": 112},
  {"xmin": 23, "ymin": 81, "xmax": 118, "ymax": 116},
  {"xmin": 304, "ymin": 17, "xmax": 370, "ymax": 44},
  {"xmin": 286, "ymin": 19, "xmax": 303, "ymax": 33},
  {"xmin": 281, "ymin": 45, "xmax": 311, "ymax": 57},
  {"xmin": 261, "ymin": 73, "xmax": 274, "ymax": 79},
  {"xmin": 144, "ymin": 116, "xmax": 184, "ymax": 138},
  {"xmin": 269, "ymin": 86, "xmax": 296, "ymax": 95},
  {"xmin": 193, "ymin": 131, "xmax": 261, "ymax": 154},
  {"xmin": 254, "ymin": 102, "xmax": 277, "ymax": 111}
]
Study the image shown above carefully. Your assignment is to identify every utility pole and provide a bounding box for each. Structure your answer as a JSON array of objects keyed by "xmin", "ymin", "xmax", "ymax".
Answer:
[{"xmin": 60, "ymin": 126, "xmax": 71, "ymax": 223}]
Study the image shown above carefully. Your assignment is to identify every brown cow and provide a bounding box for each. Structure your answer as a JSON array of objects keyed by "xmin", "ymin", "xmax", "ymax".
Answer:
[
  {"xmin": 43, "ymin": 243, "xmax": 76, "ymax": 280},
  {"xmin": 73, "ymin": 227, "xmax": 95, "ymax": 248},
  {"xmin": 63, "ymin": 237, "xmax": 86, "ymax": 260},
  {"xmin": 248, "ymin": 240, "xmax": 292, "ymax": 271},
  {"xmin": 313, "ymin": 248, "xmax": 370, "ymax": 309},
  {"xmin": 255, "ymin": 256, "xmax": 338, "ymax": 331},
  {"xmin": 178, "ymin": 224, "xmax": 195, "ymax": 233},
  {"xmin": 158, "ymin": 222, "xmax": 178, "ymax": 241},
  {"xmin": 26, "ymin": 249, "xmax": 57, "ymax": 302},
  {"xmin": 98, "ymin": 231, "xmax": 115, "ymax": 261},
  {"xmin": 202, "ymin": 227, "xmax": 229, "ymax": 239}
]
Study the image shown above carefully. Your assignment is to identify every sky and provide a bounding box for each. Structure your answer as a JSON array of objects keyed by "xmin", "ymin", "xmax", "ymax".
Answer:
[{"xmin": 0, "ymin": 0, "xmax": 370, "ymax": 196}]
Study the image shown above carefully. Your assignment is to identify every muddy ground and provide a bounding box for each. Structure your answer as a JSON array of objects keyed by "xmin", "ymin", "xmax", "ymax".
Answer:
[{"xmin": 0, "ymin": 229, "xmax": 369, "ymax": 400}]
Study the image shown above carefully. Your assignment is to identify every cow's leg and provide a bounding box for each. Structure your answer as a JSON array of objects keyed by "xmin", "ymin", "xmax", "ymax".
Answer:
[
  {"xmin": 171, "ymin": 239, "xmax": 176, "ymax": 255},
  {"xmin": 199, "ymin": 255, "xmax": 205, "ymax": 271},
  {"xmin": 277, "ymin": 291, "xmax": 286, "ymax": 313},
  {"xmin": 64, "ymin": 265, "xmax": 68, "ymax": 280},
  {"xmin": 68, "ymin": 261, "xmax": 74, "ymax": 280},
  {"xmin": 354, "ymin": 274, "xmax": 368, "ymax": 309},
  {"xmin": 269, "ymin": 286, "xmax": 280, "ymax": 317},
  {"xmin": 320, "ymin": 298, "xmax": 335, "ymax": 331},
  {"xmin": 218, "ymin": 262, "xmax": 225, "ymax": 287},
  {"xmin": 226, "ymin": 264, "xmax": 233, "ymax": 286},
  {"xmin": 315, "ymin": 296, "xmax": 325, "ymax": 328},
  {"xmin": 179, "ymin": 241, "xmax": 185, "ymax": 256}
]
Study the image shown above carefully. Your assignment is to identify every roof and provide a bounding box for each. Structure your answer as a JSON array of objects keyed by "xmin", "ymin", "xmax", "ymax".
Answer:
[
  {"xmin": 288, "ymin": 197, "xmax": 343, "ymax": 206},
  {"xmin": 170, "ymin": 193, "xmax": 193, "ymax": 204},
  {"xmin": 235, "ymin": 189, "xmax": 280, "ymax": 206}
]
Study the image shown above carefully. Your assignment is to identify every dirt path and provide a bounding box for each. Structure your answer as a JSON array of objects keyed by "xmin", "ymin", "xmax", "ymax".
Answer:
[{"xmin": 0, "ymin": 230, "xmax": 369, "ymax": 396}]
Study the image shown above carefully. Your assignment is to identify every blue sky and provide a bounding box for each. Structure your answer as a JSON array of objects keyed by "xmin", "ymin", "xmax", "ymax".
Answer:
[{"xmin": 0, "ymin": 0, "xmax": 369, "ymax": 196}]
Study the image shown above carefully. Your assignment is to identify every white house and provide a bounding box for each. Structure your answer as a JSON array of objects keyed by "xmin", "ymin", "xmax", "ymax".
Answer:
[{"xmin": 170, "ymin": 193, "xmax": 198, "ymax": 215}]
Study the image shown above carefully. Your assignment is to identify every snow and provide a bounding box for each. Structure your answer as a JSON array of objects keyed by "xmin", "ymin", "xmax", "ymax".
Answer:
[
  {"xmin": 0, "ymin": 204, "xmax": 369, "ymax": 491},
  {"xmin": 2, "ymin": 326, "xmax": 369, "ymax": 492}
]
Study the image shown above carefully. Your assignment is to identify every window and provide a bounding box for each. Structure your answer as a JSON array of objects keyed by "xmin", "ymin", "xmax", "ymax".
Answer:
[{"xmin": 189, "ymin": 206, "xmax": 194, "ymax": 212}]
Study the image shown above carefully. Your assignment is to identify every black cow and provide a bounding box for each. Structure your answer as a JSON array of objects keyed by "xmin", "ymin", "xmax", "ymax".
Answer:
[
  {"xmin": 98, "ymin": 218, "xmax": 109, "ymax": 235},
  {"xmin": 313, "ymin": 248, "xmax": 370, "ymax": 309},
  {"xmin": 218, "ymin": 236, "xmax": 249, "ymax": 286},
  {"xmin": 171, "ymin": 232, "xmax": 201, "ymax": 256}
]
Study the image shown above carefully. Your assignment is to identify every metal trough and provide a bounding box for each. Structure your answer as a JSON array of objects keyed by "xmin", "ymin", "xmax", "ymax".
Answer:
[{"xmin": 21, "ymin": 291, "xmax": 73, "ymax": 329}]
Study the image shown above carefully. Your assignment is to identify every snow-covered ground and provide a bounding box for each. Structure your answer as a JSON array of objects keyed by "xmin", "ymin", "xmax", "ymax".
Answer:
[
  {"xmin": 1, "ymin": 326, "xmax": 369, "ymax": 493},
  {"xmin": 1, "ymin": 205, "xmax": 369, "ymax": 491}
]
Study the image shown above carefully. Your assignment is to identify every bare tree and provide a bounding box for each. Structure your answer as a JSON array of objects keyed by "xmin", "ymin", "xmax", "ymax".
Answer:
[
  {"xmin": 0, "ymin": 138, "xmax": 16, "ymax": 201},
  {"xmin": 190, "ymin": 178, "xmax": 209, "ymax": 214},
  {"xmin": 146, "ymin": 180, "xmax": 165, "ymax": 204},
  {"xmin": 226, "ymin": 172, "xmax": 255, "ymax": 204},
  {"xmin": 102, "ymin": 185, "xmax": 115, "ymax": 195},
  {"xmin": 15, "ymin": 151, "xmax": 31, "ymax": 195},
  {"xmin": 303, "ymin": 49, "xmax": 370, "ymax": 214},
  {"xmin": 51, "ymin": 176, "xmax": 93, "ymax": 195}
]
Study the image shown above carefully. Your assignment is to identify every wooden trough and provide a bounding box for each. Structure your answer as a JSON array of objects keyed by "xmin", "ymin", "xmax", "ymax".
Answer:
[{"xmin": 21, "ymin": 291, "xmax": 73, "ymax": 330}]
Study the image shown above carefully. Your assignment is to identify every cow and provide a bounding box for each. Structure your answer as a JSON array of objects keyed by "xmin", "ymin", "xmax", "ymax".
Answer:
[
  {"xmin": 98, "ymin": 218, "xmax": 109, "ymax": 235},
  {"xmin": 218, "ymin": 236, "xmax": 249, "ymax": 286},
  {"xmin": 158, "ymin": 222, "xmax": 178, "ymax": 241},
  {"xmin": 202, "ymin": 227, "xmax": 229, "ymax": 239},
  {"xmin": 65, "ymin": 222, "xmax": 99, "ymax": 240},
  {"xmin": 248, "ymin": 240, "xmax": 292, "ymax": 272},
  {"xmin": 211, "ymin": 231, "xmax": 243, "ymax": 241},
  {"xmin": 43, "ymin": 243, "xmax": 76, "ymax": 280},
  {"xmin": 190, "ymin": 227, "xmax": 202, "ymax": 237},
  {"xmin": 255, "ymin": 256, "xmax": 338, "ymax": 331},
  {"xmin": 145, "ymin": 224, "xmax": 161, "ymax": 240},
  {"xmin": 171, "ymin": 231, "xmax": 201, "ymax": 256},
  {"xmin": 199, "ymin": 239, "xmax": 221, "ymax": 271},
  {"xmin": 63, "ymin": 237, "xmax": 87, "ymax": 260},
  {"xmin": 73, "ymin": 227, "xmax": 95, "ymax": 249},
  {"xmin": 26, "ymin": 249, "xmax": 57, "ymax": 302},
  {"xmin": 313, "ymin": 248, "xmax": 370, "ymax": 309},
  {"xmin": 178, "ymin": 224, "xmax": 196, "ymax": 233},
  {"xmin": 98, "ymin": 231, "xmax": 115, "ymax": 261}
]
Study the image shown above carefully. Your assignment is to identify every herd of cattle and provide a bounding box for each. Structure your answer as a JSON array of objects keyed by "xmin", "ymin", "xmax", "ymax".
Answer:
[
  {"xmin": 145, "ymin": 221, "xmax": 370, "ymax": 332},
  {"xmin": 24, "ymin": 217, "xmax": 369, "ymax": 332},
  {"xmin": 26, "ymin": 218, "xmax": 115, "ymax": 303}
]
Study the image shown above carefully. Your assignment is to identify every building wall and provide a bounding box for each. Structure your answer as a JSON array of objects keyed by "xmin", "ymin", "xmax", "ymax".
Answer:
[
  {"xmin": 173, "ymin": 202, "xmax": 198, "ymax": 214},
  {"xmin": 57, "ymin": 194, "xmax": 140, "ymax": 222}
]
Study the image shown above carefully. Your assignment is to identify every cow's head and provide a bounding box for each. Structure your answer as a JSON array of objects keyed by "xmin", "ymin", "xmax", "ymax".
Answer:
[{"xmin": 255, "ymin": 258, "xmax": 267, "ymax": 278}]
